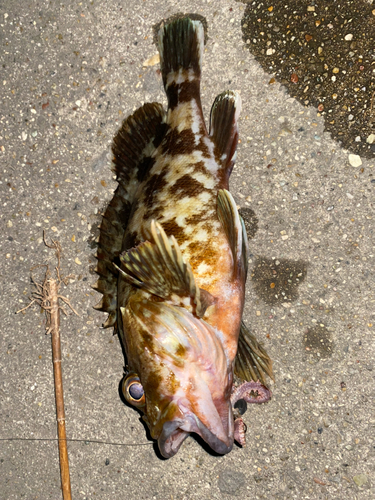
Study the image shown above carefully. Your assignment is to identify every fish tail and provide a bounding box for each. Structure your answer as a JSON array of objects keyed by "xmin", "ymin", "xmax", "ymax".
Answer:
[{"xmin": 158, "ymin": 17, "xmax": 204, "ymax": 107}]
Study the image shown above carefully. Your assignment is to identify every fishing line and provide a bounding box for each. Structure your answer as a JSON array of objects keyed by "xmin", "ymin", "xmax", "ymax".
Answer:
[{"xmin": 0, "ymin": 437, "xmax": 152, "ymax": 447}]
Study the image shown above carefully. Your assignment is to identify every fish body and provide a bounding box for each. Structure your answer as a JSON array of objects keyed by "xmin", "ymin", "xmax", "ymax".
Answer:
[{"xmin": 94, "ymin": 17, "xmax": 273, "ymax": 458}]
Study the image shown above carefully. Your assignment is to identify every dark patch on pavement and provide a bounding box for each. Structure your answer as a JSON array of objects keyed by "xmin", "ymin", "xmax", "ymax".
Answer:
[
  {"xmin": 218, "ymin": 469, "xmax": 246, "ymax": 495},
  {"xmin": 240, "ymin": 0, "xmax": 375, "ymax": 158},
  {"xmin": 91, "ymin": 150, "xmax": 109, "ymax": 173},
  {"xmin": 304, "ymin": 324, "xmax": 334, "ymax": 358},
  {"xmin": 251, "ymin": 257, "xmax": 307, "ymax": 305},
  {"xmin": 239, "ymin": 207, "xmax": 259, "ymax": 239}
]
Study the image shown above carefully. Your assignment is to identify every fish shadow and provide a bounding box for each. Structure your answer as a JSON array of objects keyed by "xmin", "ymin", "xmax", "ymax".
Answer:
[{"xmin": 190, "ymin": 434, "xmax": 243, "ymax": 457}]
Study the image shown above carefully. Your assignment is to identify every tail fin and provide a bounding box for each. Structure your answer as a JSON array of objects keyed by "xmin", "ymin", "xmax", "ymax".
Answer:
[{"xmin": 158, "ymin": 17, "xmax": 204, "ymax": 90}]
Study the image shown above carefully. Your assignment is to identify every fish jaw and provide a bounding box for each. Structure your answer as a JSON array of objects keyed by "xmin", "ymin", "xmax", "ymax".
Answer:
[
  {"xmin": 120, "ymin": 296, "xmax": 235, "ymax": 457},
  {"xmin": 157, "ymin": 397, "xmax": 234, "ymax": 458}
]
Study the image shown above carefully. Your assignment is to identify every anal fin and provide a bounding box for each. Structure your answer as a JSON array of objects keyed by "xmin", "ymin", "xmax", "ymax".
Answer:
[
  {"xmin": 117, "ymin": 221, "xmax": 214, "ymax": 318},
  {"xmin": 234, "ymin": 321, "xmax": 274, "ymax": 385}
]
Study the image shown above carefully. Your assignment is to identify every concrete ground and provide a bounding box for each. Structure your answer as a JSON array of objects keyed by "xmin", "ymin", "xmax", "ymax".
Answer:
[{"xmin": 1, "ymin": 0, "xmax": 374, "ymax": 499}]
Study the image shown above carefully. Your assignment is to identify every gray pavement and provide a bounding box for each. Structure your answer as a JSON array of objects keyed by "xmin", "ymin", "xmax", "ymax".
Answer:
[{"xmin": 1, "ymin": 1, "xmax": 374, "ymax": 499}]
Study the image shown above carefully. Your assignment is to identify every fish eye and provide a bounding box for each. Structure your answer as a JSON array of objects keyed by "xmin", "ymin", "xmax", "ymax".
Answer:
[{"xmin": 122, "ymin": 373, "xmax": 145, "ymax": 407}]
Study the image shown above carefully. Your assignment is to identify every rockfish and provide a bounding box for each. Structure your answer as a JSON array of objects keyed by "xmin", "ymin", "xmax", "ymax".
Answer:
[{"xmin": 94, "ymin": 16, "xmax": 273, "ymax": 458}]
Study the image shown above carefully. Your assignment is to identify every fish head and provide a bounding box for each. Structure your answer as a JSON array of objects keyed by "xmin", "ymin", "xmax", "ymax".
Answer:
[{"xmin": 120, "ymin": 297, "xmax": 235, "ymax": 458}]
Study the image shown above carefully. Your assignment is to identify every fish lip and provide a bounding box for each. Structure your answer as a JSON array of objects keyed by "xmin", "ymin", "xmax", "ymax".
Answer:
[
  {"xmin": 157, "ymin": 420, "xmax": 190, "ymax": 458},
  {"xmin": 158, "ymin": 404, "xmax": 233, "ymax": 458}
]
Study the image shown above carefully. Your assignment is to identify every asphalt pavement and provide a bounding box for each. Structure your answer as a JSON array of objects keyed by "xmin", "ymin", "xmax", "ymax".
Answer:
[{"xmin": 1, "ymin": 0, "xmax": 374, "ymax": 499}]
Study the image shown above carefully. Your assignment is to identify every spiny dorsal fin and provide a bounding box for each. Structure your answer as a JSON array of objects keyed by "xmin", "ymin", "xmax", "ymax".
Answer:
[
  {"xmin": 209, "ymin": 91, "xmax": 241, "ymax": 171},
  {"xmin": 117, "ymin": 221, "xmax": 214, "ymax": 318},
  {"xmin": 94, "ymin": 103, "xmax": 167, "ymax": 328},
  {"xmin": 234, "ymin": 321, "xmax": 274, "ymax": 385},
  {"xmin": 217, "ymin": 189, "xmax": 245, "ymax": 278}
]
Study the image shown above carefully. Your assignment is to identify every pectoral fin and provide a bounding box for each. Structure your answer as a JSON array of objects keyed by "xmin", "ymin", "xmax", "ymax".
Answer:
[
  {"xmin": 117, "ymin": 221, "xmax": 214, "ymax": 318},
  {"xmin": 234, "ymin": 321, "xmax": 274, "ymax": 385},
  {"xmin": 240, "ymin": 214, "xmax": 249, "ymax": 281},
  {"xmin": 217, "ymin": 189, "xmax": 247, "ymax": 280}
]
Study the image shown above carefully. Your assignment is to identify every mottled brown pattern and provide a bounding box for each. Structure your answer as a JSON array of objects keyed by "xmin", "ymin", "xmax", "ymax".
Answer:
[
  {"xmin": 116, "ymin": 201, "xmax": 132, "ymax": 231},
  {"xmin": 186, "ymin": 240, "xmax": 203, "ymax": 256},
  {"xmin": 169, "ymin": 174, "xmax": 208, "ymax": 198},
  {"xmin": 123, "ymin": 230, "xmax": 139, "ymax": 251},
  {"xmin": 162, "ymin": 128, "xmax": 196, "ymax": 156},
  {"xmin": 144, "ymin": 370, "xmax": 163, "ymax": 402},
  {"xmin": 167, "ymin": 80, "xmax": 201, "ymax": 110},
  {"xmin": 188, "ymin": 240, "xmax": 219, "ymax": 270},
  {"xmin": 130, "ymin": 197, "xmax": 140, "ymax": 218},
  {"xmin": 175, "ymin": 344, "xmax": 187, "ymax": 357},
  {"xmin": 137, "ymin": 317, "xmax": 155, "ymax": 350},
  {"xmin": 197, "ymin": 135, "xmax": 211, "ymax": 159},
  {"xmin": 149, "ymin": 295, "xmax": 164, "ymax": 303},
  {"xmin": 185, "ymin": 212, "xmax": 206, "ymax": 225},
  {"xmin": 161, "ymin": 219, "xmax": 190, "ymax": 244},
  {"xmin": 152, "ymin": 14, "xmax": 208, "ymax": 47},
  {"xmin": 144, "ymin": 171, "xmax": 168, "ymax": 209},
  {"xmin": 153, "ymin": 122, "xmax": 169, "ymax": 148},
  {"xmin": 200, "ymin": 219, "xmax": 218, "ymax": 232},
  {"xmin": 192, "ymin": 160, "xmax": 209, "ymax": 175},
  {"xmin": 146, "ymin": 205, "xmax": 164, "ymax": 221},
  {"xmin": 166, "ymin": 370, "xmax": 180, "ymax": 395},
  {"xmin": 185, "ymin": 210, "xmax": 216, "ymax": 226},
  {"xmin": 137, "ymin": 156, "xmax": 156, "ymax": 182},
  {"xmin": 214, "ymin": 165, "xmax": 230, "ymax": 189}
]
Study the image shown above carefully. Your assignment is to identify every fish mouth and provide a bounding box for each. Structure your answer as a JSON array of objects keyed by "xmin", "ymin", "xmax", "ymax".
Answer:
[{"xmin": 157, "ymin": 401, "xmax": 234, "ymax": 458}]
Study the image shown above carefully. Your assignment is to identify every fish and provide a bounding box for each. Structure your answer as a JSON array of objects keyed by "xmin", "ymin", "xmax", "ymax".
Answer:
[{"xmin": 94, "ymin": 16, "xmax": 274, "ymax": 458}]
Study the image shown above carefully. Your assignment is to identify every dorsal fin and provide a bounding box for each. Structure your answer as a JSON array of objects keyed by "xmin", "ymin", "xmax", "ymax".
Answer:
[
  {"xmin": 209, "ymin": 90, "xmax": 241, "ymax": 174},
  {"xmin": 234, "ymin": 321, "xmax": 274, "ymax": 385},
  {"xmin": 94, "ymin": 103, "xmax": 167, "ymax": 328},
  {"xmin": 112, "ymin": 102, "xmax": 166, "ymax": 186},
  {"xmin": 116, "ymin": 221, "xmax": 215, "ymax": 318},
  {"xmin": 217, "ymin": 189, "xmax": 246, "ymax": 279}
]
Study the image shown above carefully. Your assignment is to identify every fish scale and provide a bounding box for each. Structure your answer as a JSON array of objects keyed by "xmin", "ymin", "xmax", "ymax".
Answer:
[
  {"xmin": 94, "ymin": 16, "xmax": 274, "ymax": 458},
  {"xmin": 128, "ymin": 89, "xmax": 228, "ymax": 280}
]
